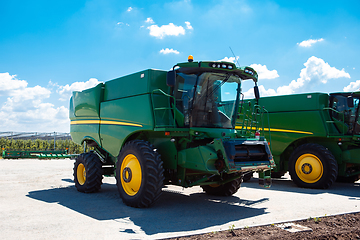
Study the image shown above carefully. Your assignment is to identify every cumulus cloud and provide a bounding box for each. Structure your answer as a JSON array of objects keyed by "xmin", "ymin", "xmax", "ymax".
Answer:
[
  {"xmin": 185, "ymin": 21, "xmax": 193, "ymax": 30},
  {"xmin": 276, "ymin": 56, "xmax": 349, "ymax": 95},
  {"xmin": 0, "ymin": 73, "xmax": 28, "ymax": 94},
  {"xmin": 249, "ymin": 64, "xmax": 279, "ymax": 80},
  {"xmin": 127, "ymin": 7, "xmax": 133, "ymax": 12},
  {"xmin": 298, "ymin": 38, "xmax": 324, "ymax": 47},
  {"xmin": 145, "ymin": 17, "xmax": 154, "ymax": 24},
  {"xmin": 244, "ymin": 56, "xmax": 350, "ymax": 98},
  {"xmin": 57, "ymin": 78, "xmax": 101, "ymax": 101},
  {"xmin": 344, "ymin": 80, "xmax": 360, "ymax": 92},
  {"xmin": 160, "ymin": 48, "xmax": 180, "ymax": 54},
  {"xmin": 0, "ymin": 72, "xmax": 71, "ymax": 132},
  {"xmin": 148, "ymin": 23, "xmax": 185, "ymax": 39}
]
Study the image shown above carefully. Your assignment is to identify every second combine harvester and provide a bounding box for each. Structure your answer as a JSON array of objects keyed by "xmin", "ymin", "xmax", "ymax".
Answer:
[{"xmin": 69, "ymin": 56, "xmax": 275, "ymax": 208}]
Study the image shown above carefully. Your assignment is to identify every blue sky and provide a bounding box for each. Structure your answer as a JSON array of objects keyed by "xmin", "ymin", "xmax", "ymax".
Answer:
[{"xmin": 1, "ymin": 0, "xmax": 359, "ymax": 132}]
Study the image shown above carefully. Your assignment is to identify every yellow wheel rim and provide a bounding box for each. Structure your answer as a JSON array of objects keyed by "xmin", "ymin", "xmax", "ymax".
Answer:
[
  {"xmin": 295, "ymin": 154, "xmax": 323, "ymax": 183},
  {"xmin": 121, "ymin": 154, "xmax": 142, "ymax": 196},
  {"xmin": 77, "ymin": 163, "xmax": 86, "ymax": 185}
]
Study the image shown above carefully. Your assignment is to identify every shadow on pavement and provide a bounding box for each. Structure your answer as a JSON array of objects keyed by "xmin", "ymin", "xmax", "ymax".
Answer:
[
  {"xmin": 242, "ymin": 176, "xmax": 360, "ymax": 199},
  {"xmin": 27, "ymin": 179, "xmax": 268, "ymax": 235}
]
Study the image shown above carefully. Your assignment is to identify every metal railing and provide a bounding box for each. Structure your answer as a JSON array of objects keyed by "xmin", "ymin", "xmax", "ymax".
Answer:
[{"xmin": 151, "ymin": 89, "xmax": 176, "ymax": 128}]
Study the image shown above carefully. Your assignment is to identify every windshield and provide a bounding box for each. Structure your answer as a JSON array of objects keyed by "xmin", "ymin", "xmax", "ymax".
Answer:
[{"xmin": 174, "ymin": 72, "xmax": 241, "ymax": 129}]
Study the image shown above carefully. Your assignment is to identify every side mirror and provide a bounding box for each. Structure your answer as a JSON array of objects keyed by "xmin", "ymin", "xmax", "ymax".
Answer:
[
  {"xmin": 167, "ymin": 70, "xmax": 176, "ymax": 87},
  {"xmin": 254, "ymin": 85, "xmax": 260, "ymax": 100},
  {"xmin": 347, "ymin": 96, "xmax": 354, "ymax": 108}
]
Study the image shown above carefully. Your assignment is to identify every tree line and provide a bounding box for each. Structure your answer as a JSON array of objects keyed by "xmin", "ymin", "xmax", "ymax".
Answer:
[{"xmin": 0, "ymin": 138, "xmax": 84, "ymax": 154}]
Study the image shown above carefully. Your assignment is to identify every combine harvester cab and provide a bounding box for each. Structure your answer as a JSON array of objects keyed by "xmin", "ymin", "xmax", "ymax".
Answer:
[
  {"xmin": 69, "ymin": 56, "xmax": 275, "ymax": 208},
  {"xmin": 239, "ymin": 92, "xmax": 360, "ymax": 189}
]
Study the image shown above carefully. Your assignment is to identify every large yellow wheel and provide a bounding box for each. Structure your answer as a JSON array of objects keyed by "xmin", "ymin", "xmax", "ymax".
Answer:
[
  {"xmin": 73, "ymin": 152, "xmax": 103, "ymax": 193},
  {"xmin": 120, "ymin": 154, "xmax": 142, "ymax": 196},
  {"xmin": 116, "ymin": 140, "xmax": 164, "ymax": 208},
  {"xmin": 295, "ymin": 154, "xmax": 323, "ymax": 183},
  {"xmin": 289, "ymin": 143, "xmax": 338, "ymax": 189}
]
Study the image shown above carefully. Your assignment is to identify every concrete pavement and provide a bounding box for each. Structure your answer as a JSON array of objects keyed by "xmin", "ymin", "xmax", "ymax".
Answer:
[{"xmin": 0, "ymin": 159, "xmax": 359, "ymax": 239}]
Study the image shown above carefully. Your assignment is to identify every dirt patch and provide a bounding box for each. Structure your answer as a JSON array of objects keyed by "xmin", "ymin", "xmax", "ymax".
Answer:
[{"xmin": 169, "ymin": 212, "xmax": 360, "ymax": 240}]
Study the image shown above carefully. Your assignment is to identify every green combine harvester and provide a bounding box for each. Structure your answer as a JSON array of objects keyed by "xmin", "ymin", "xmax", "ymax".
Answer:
[
  {"xmin": 69, "ymin": 56, "xmax": 275, "ymax": 208},
  {"xmin": 238, "ymin": 92, "xmax": 360, "ymax": 189}
]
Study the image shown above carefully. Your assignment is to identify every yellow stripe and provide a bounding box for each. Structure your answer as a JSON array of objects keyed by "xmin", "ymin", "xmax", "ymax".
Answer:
[
  {"xmin": 71, "ymin": 120, "xmax": 143, "ymax": 128},
  {"xmin": 235, "ymin": 126, "xmax": 313, "ymax": 135}
]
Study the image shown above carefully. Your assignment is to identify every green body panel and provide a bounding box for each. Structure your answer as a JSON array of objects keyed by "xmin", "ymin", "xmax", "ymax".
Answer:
[
  {"xmin": 178, "ymin": 146, "xmax": 218, "ymax": 173},
  {"xmin": 99, "ymin": 95, "xmax": 154, "ymax": 157},
  {"xmin": 239, "ymin": 92, "xmax": 360, "ymax": 178},
  {"xmin": 70, "ymin": 61, "xmax": 275, "ymax": 188},
  {"xmin": 103, "ymin": 69, "xmax": 168, "ymax": 101}
]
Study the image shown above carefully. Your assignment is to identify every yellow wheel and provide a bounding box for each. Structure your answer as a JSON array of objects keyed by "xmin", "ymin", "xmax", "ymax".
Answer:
[
  {"xmin": 77, "ymin": 163, "xmax": 86, "ymax": 185},
  {"xmin": 295, "ymin": 154, "xmax": 323, "ymax": 183},
  {"xmin": 289, "ymin": 143, "xmax": 338, "ymax": 189},
  {"xmin": 120, "ymin": 154, "xmax": 142, "ymax": 196},
  {"xmin": 73, "ymin": 152, "xmax": 103, "ymax": 193},
  {"xmin": 116, "ymin": 140, "xmax": 164, "ymax": 208}
]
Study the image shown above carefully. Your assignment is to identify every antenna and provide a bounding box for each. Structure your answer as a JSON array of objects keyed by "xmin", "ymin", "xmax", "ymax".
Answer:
[{"xmin": 229, "ymin": 47, "xmax": 240, "ymax": 67}]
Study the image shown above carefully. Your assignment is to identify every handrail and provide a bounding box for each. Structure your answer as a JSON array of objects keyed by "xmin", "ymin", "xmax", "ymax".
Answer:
[
  {"xmin": 323, "ymin": 107, "xmax": 346, "ymax": 136},
  {"xmin": 151, "ymin": 89, "xmax": 176, "ymax": 128}
]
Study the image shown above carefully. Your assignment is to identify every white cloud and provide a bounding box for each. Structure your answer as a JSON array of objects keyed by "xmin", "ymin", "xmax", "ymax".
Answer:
[
  {"xmin": 0, "ymin": 74, "xmax": 70, "ymax": 132},
  {"xmin": 185, "ymin": 21, "xmax": 193, "ymax": 30},
  {"xmin": 344, "ymin": 80, "xmax": 360, "ymax": 92},
  {"xmin": 145, "ymin": 17, "xmax": 154, "ymax": 24},
  {"xmin": 0, "ymin": 73, "xmax": 28, "ymax": 94},
  {"xmin": 127, "ymin": 7, "xmax": 133, "ymax": 12},
  {"xmin": 0, "ymin": 103, "xmax": 69, "ymax": 133},
  {"xmin": 117, "ymin": 22, "xmax": 130, "ymax": 27},
  {"xmin": 0, "ymin": 73, "xmax": 103, "ymax": 132},
  {"xmin": 57, "ymin": 78, "xmax": 101, "ymax": 101},
  {"xmin": 219, "ymin": 56, "xmax": 239, "ymax": 63},
  {"xmin": 243, "ymin": 85, "xmax": 277, "ymax": 98},
  {"xmin": 276, "ymin": 56, "xmax": 350, "ymax": 95},
  {"xmin": 249, "ymin": 64, "xmax": 279, "ymax": 80},
  {"xmin": 160, "ymin": 48, "xmax": 180, "ymax": 54},
  {"xmin": 298, "ymin": 38, "xmax": 324, "ymax": 47},
  {"xmin": 147, "ymin": 23, "xmax": 186, "ymax": 39},
  {"xmin": 244, "ymin": 56, "xmax": 351, "ymax": 98}
]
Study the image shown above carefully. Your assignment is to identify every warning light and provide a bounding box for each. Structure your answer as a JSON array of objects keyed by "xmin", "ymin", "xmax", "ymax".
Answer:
[
  {"xmin": 188, "ymin": 55, "xmax": 194, "ymax": 62},
  {"xmin": 165, "ymin": 132, "xmax": 170, "ymax": 136}
]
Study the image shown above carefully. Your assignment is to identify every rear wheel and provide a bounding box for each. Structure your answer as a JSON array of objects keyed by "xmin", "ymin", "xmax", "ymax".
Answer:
[
  {"xmin": 73, "ymin": 152, "xmax": 103, "ymax": 193},
  {"xmin": 116, "ymin": 140, "xmax": 164, "ymax": 208},
  {"xmin": 289, "ymin": 143, "xmax": 338, "ymax": 189},
  {"xmin": 242, "ymin": 172, "xmax": 253, "ymax": 182},
  {"xmin": 201, "ymin": 176, "xmax": 242, "ymax": 196}
]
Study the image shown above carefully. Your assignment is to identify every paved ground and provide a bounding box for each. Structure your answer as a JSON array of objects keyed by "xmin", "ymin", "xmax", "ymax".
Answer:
[{"xmin": 0, "ymin": 159, "xmax": 359, "ymax": 240}]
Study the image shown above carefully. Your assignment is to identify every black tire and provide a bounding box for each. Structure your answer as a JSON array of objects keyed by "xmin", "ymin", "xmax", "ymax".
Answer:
[
  {"xmin": 288, "ymin": 143, "xmax": 338, "ymax": 189},
  {"xmin": 242, "ymin": 172, "xmax": 253, "ymax": 182},
  {"xmin": 116, "ymin": 140, "xmax": 164, "ymax": 208},
  {"xmin": 336, "ymin": 174, "xmax": 360, "ymax": 183},
  {"xmin": 271, "ymin": 171, "xmax": 286, "ymax": 178},
  {"xmin": 201, "ymin": 176, "xmax": 242, "ymax": 196},
  {"xmin": 73, "ymin": 152, "xmax": 103, "ymax": 193}
]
